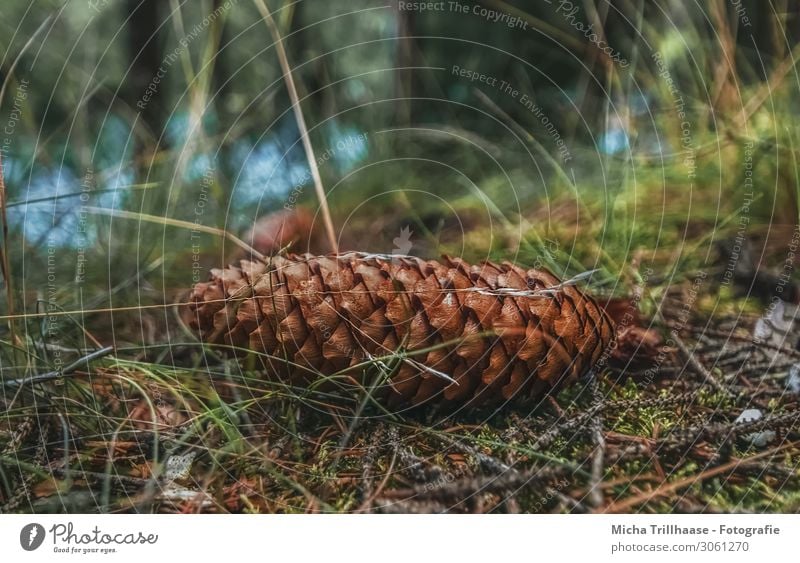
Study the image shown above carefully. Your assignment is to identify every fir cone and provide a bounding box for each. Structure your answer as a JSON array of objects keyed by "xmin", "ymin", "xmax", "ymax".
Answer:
[
  {"xmin": 182, "ymin": 253, "xmax": 615, "ymax": 409},
  {"xmin": 244, "ymin": 207, "xmax": 321, "ymax": 256}
]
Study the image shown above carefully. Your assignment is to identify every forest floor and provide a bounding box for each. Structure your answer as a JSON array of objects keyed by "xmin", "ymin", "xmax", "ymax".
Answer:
[{"xmin": 2, "ymin": 272, "xmax": 800, "ymax": 514}]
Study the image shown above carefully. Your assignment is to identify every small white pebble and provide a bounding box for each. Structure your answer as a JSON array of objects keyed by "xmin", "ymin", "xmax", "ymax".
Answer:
[
  {"xmin": 749, "ymin": 430, "xmax": 777, "ymax": 448},
  {"xmin": 753, "ymin": 318, "xmax": 772, "ymax": 341},
  {"xmin": 157, "ymin": 484, "xmax": 213, "ymax": 507},
  {"xmin": 754, "ymin": 300, "xmax": 795, "ymax": 344},
  {"xmin": 768, "ymin": 300, "xmax": 793, "ymax": 332},
  {"xmin": 787, "ymin": 364, "xmax": 800, "ymax": 394},
  {"xmin": 735, "ymin": 409, "xmax": 762, "ymax": 424},
  {"xmin": 164, "ymin": 451, "xmax": 196, "ymax": 481},
  {"xmin": 735, "ymin": 409, "xmax": 776, "ymax": 448}
]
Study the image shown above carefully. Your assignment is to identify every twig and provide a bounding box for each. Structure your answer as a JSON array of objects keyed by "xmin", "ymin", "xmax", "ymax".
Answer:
[
  {"xmin": 555, "ymin": 489, "xmax": 588, "ymax": 514},
  {"xmin": 0, "ymin": 419, "xmax": 50, "ymax": 513},
  {"xmin": 4, "ymin": 346, "xmax": 114, "ymax": 388},
  {"xmin": 357, "ymin": 429, "xmax": 398, "ymax": 513},
  {"xmin": 437, "ymin": 433, "xmax": 511, "ymax": 475},
  {"xmin": 672, "ymin": 332, "xmax": 733, "ymax": 397},
  {"xmin": 661, "ymin": 410, "xmax": 800, "ymax": 452},
  {"xmin": 601, "ymin": 440, "xmax": 800, "ymax": 513},
  {"xmin": 686, "ymin": 324, "xmax": 800, "ymax": 360},
  {"xmin": 587, "ymin": 377, "xmax": 606, "ymax": 508},
  {"xmin": 380, "ymin": 464, "xmax": 570, "ymax": 503}
]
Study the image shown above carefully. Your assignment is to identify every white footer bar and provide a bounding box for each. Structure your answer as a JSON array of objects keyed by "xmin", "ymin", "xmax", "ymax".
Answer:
[{"xmin": 0, "ymin": 514, "xmax": 794, "ymax": 562}]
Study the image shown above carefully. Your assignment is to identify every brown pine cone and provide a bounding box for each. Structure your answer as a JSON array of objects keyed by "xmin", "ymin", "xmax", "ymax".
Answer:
[
  {"xmin": 182, "ymin": 253, "xmax": 615, "ymax": 409},
  {"xmin": 244, "ymin": 207, "xmax": 321, "ymax": 256}
]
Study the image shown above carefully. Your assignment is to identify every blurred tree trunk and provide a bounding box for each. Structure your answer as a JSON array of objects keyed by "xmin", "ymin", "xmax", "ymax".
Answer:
[
  {"xmin": 126, "ymin": 0, "xmax": 162, "ymax": 146},
  {"xmin": 394, "ymin": 0, "xmax": 414, "ymax": 126},
  {"xmin": 211, "ymin": 0, "xmax": 231, "ymax": 118}
]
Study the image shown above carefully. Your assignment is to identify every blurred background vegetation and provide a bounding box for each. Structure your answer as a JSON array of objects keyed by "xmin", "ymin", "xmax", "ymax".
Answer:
[{"xmin": 1, "ymin": 0, "xmax": 797, "ymax": 348}]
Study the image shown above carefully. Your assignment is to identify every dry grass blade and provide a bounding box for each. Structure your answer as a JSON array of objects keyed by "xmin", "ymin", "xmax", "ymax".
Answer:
[
  {"xmin": 253, "ymin": 0, "xmax": 339, "ymax": 254},
  {"xmin": 85, "ymin": 206, "xmax": 266, "ymax": 260},
  {"xmin": 0, "ymin": 152, "xmax": 13, "ymax": 344}
]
